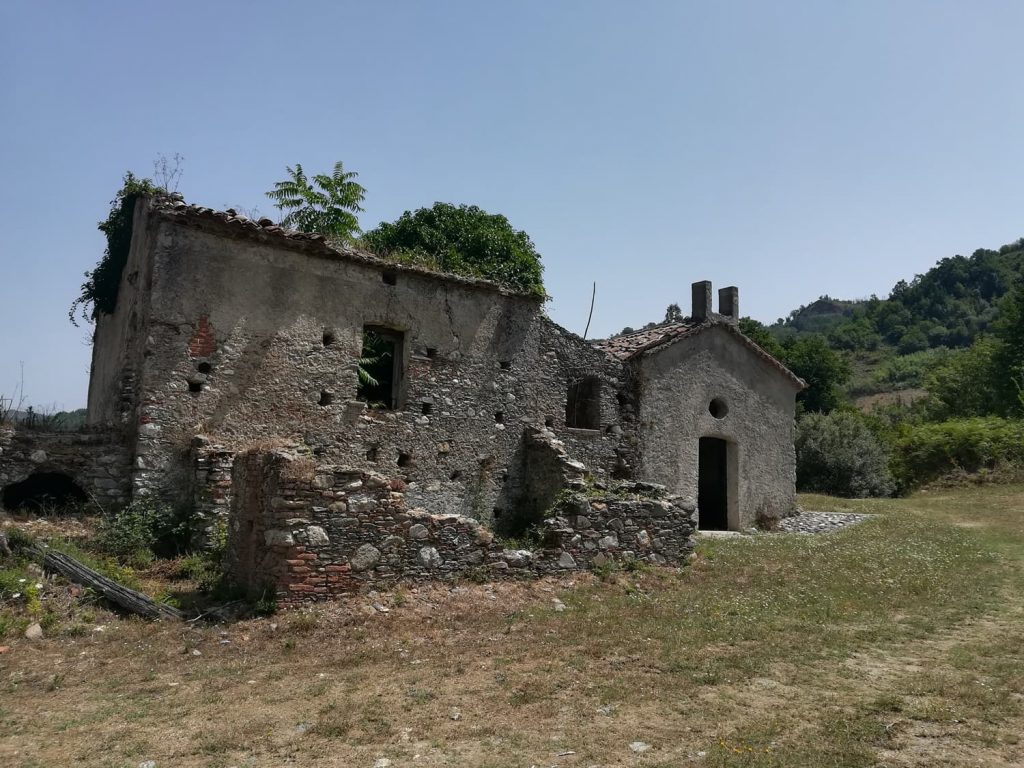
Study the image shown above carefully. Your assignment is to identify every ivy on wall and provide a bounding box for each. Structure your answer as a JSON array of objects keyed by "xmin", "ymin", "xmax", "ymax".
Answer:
[{"xmin": 70, "ymin": 173, "xmax": 163, "ymax": 325}]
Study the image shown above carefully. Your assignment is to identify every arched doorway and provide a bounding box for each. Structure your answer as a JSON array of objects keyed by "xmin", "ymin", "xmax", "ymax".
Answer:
[
  {"xmin": 2, "ymin": 472, "xmax": 88, "ymax": 512},
  {"xmin": 698, "ymin": 437, "xmax": 730, "ymax": 530}
]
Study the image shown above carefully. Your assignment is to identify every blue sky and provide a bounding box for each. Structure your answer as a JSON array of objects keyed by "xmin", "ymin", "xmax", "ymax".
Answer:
[{"xmin": 2, "ymin": 1, "xmax": 1023, "ymax": 409}]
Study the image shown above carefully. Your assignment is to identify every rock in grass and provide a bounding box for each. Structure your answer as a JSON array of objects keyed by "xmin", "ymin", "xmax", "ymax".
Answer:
[
  {"xmin": 629, "ymin": 741, "xmax": 652, "ymax": 754},
  {"xmin": 24, "ymin": 623, "xmax": 43, "ymax": 640}
]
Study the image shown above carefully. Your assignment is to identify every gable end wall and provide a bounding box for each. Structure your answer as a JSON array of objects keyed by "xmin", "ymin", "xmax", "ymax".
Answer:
[{"xmin": 635, "ymin": 325, "xmax": 798, "ymax": 527}]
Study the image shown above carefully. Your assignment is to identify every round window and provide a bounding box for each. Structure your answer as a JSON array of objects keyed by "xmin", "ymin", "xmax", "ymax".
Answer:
[{"xmin": 708, "ymin": 398, "xmax": 728, "ymax": 419}]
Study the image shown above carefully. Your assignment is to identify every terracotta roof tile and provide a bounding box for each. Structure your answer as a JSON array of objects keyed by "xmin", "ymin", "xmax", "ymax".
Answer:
[{"xmin": 593, "ymin": 320, "xmax": 706, "ymax": 360}]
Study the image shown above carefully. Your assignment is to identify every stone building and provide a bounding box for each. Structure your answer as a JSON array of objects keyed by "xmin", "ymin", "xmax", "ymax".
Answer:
[{"xmin": 1, "ymin": 194, "xmax": 804, "ymax": 600}]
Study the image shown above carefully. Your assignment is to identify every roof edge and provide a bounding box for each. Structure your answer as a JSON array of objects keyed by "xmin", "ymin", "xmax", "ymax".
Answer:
[
  {"xmin": 642, "ymin": 322, "xmax": 807, "ymax": 390},
  {"xmin": 144, "ymin": 193, "xmax": 545, "ymax": 301}
]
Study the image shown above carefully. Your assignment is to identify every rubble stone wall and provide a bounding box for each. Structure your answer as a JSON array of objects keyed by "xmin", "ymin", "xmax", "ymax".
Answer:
[
  {"xmin": 0, "ymin": 427, "xmax": 132, "ymax": 510},
  {"xmin": 189, "ymin": 435, "xmax": 235, "ymax": 546},
  {"xmin": 227, "ymin": 446, "xmax": 695, "ymax": 605},
  {"xmin": 119, "ymin": 204, "xmax": 633, "ymax": 527}
]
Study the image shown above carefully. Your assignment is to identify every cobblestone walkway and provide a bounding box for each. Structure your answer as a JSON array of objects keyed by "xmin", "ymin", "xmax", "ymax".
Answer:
[{"xmin": 776, "ymin": 511, "xmax": 871, "ymax": 534}]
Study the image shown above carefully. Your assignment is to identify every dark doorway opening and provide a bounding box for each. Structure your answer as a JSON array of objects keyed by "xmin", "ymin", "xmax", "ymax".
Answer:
[
  {"xmin": 357, "ymin": 327, "xmax": 403, "ymax": 409},
  {"xmin": 566, "ymin": 376, "xmax": 601, "ymax": 429},
  {"xmin": 698, "ymin": 437, "xmax": 729, "ymax": 530},
  {"xmin": 2, "ymin": 472, "xmax": 88, "ymax": 512}
]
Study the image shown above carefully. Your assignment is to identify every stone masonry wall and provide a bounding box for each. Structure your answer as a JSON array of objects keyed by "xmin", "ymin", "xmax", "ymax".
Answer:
[
  {"xmin": 125, "ymin": 204, "xmax": 632, "ymax": 529},
  {"xmin": 189, "ymin": 435, "xmax": 235, "ymax": 546},
  {"xmin": 227, "ymin": 445, "xmax": 695, "ymax": 606},
  {"xmin": 636, "ymin": 325, "xmax": 801, "ymax": 528},
  {"xmin": 0, "ymin": 427, "xmax": 132, "ymax": 510}
]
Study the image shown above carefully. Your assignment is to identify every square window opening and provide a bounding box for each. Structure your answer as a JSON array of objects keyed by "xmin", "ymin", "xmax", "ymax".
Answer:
[{"xmin": 357, "ymin": 326, "xmax": 404, "ymax": 409}]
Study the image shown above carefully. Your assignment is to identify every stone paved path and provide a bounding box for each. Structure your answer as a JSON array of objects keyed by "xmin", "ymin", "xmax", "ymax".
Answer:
[{"xmin": 776, "ymin": 510, "xmax": 871, "ymax": 534}]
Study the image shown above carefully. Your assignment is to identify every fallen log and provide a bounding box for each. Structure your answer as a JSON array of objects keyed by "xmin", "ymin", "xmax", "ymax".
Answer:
[{"xmin": 29, "ymin": 544, "xmax": 183, "ymax": 621}]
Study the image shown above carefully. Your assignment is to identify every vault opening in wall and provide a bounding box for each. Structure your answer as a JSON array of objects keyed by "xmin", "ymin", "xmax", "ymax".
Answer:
[
  {"xmin": 566, "ymin": 376, "xmax": 601, "ymax": 430},
  {"xmin": 357, "ymin": 326, "xmax": 404, "ymax": 409},
  {"xmin": 2, "ymin": 472, "xmax": 89, "ymax": 512}
]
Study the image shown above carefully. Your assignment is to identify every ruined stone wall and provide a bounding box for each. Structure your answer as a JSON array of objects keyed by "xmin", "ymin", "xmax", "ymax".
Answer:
[
  {"xmin": 87, "ymin": 197, "xmax": 159, "ymax": 432},
  {"xmin": 226, "ymin": 447, "xmax": 695, "ymax": 605},
  {"xmin": 635, "ymin": 325, "xmax": 800, "ymax": 528},
  {"xmin": 189, "ymin": 435, "xmax": 234, "ymax": 546},
  {"xmin": 127, "ymin": 207, "xmax": 632, "ymax": 527},
  {"xmin": 0, "ymin": 427, "xmax": 132, "ymax": 510}
]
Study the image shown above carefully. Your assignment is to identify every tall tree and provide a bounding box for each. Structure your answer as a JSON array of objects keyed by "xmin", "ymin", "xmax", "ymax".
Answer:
[
  {"xmin": 266, "ymin": 161, "xmax": 365, "ymax": 240},
  {"xmin": 993, "ymin": 278, "xmax": 1024, "ymax": 414},
  {"xmin": 782, "ymin": 335, "xmax": 851, "ymax": 414}
]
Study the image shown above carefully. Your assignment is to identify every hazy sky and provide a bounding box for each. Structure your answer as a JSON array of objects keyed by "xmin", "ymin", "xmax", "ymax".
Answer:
[{"xmin": 2, "ymin": 1, "xmax": 1023, "ymax": 409}]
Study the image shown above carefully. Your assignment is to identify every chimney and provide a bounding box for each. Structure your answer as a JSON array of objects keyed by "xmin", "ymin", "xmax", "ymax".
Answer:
[
  {"xmin": 691, "ymin": 281, "xmax": 712, "ymax": 321},
  {"xmin": 718, "ymin": 286, "xmax": 739, "ymax": 322}
]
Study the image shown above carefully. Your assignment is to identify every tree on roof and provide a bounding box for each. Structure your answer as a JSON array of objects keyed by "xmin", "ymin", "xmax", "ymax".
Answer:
[
  {"xmin": 265, "ymin": 161, "xmax": 365, "ymax": 241},
  {"xmin": 361, "ymin": 202, "xmax": 545, "ymax": 296}
]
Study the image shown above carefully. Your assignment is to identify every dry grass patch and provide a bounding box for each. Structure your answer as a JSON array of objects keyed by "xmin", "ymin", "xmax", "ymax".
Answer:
[{"xmin": 1, "ymin": 486, "xmax": 1023, "ymax": 766}]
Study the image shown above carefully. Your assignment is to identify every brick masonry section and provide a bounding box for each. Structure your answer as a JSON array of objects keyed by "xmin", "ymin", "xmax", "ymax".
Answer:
[{"xmin": 226, "ymin": 445, "xmax": 696, "ymax": 606}]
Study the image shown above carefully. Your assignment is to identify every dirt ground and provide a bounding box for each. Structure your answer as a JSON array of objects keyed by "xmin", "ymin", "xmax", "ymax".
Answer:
[{"xmin": 2, "ymin": 486, "xmax": 1023, "ymax": 767}]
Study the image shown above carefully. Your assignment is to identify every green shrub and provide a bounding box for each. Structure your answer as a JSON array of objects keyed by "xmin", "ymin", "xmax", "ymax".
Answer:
[
  {"xmin": 47, "ymin": 538, "xmax": 140, "ymax": 589},
  {"xmin": 95, "ymin": 499, "xmax": 197, "ymax": 565},
  {"xmin": 892, "ymin": 417, "xmax": 1024, "ymax": 490},
  {"xmin": 796, "ymin": 411, "xmax": 895, "ymax": 497},
  {"xmin": 849, "ymin": 347, "xmax": 953, "ymax": 396},
  {"xmin": 0, "ymin": 566, "xmax": 30, "ymax": 598},
  {"xmin": 4, "ymin": 528, "xmax": 36, "ymax": 552},
  {"xmin": 177, "ymin": 551, "xmax": 222, "ymax": 591}
]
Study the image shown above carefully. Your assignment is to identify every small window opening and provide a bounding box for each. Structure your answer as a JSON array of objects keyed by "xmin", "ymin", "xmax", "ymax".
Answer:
[
  {"xmin": 449, "ymin": 470, "xmax": 462, "ymax": 481},
  {"xmin": 382, "ymin": 271, "xmax": 397, "ymax": 286},
  {"xmin": 196, "ymin": 361, "xmax": 212, "ymax": 375},
  {"xmin": 323, "ymin": 329, "xmax": 336, "ymax": 346},
  {"xmin": 499, "ymin": 360, "xmax": 511, "ymax": 370},
  {"xmin": 425, "ymin": 347, "xmax": 437, "ymax": 359},
  {"xmin": 188, "ymin": 380, "xmax": 203, "ymax": 394},
  {"xmin": 397, "ymin": 452, "xmax": 413, "ymax": 468},
  {"xmin": 544, "ymin": 416, "xmax": 554, "ymax": 428},
  {"xmin": 494, "ymin": 411, "xmax": 504, "ymax": 424},
  {"xmin": 357, "ymin": 326, "xmax": 404, "ymax": 409},
  {"xmin": 366, "ymin": 446, "xmax": 379, "ymax": 462},
  {"xmin": 566, "ymin": 376, "xmax": 601, "ymax": 430},
  {"xmin": 709, "ymin": 398, "xmax": 728, "ymax": 419},
  {"xmin": 421, "ymin": 402, "xmax": 433, "ymax": 415},
  {"xmin": 319, "ymin": 390, "xmax": 334, "ymax": 406}
]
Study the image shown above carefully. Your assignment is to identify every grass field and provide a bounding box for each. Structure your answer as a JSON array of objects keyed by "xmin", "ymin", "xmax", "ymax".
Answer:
[{"xmin": 2, "ymin": 486, "xmax": 1023, "ymax": 767}]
